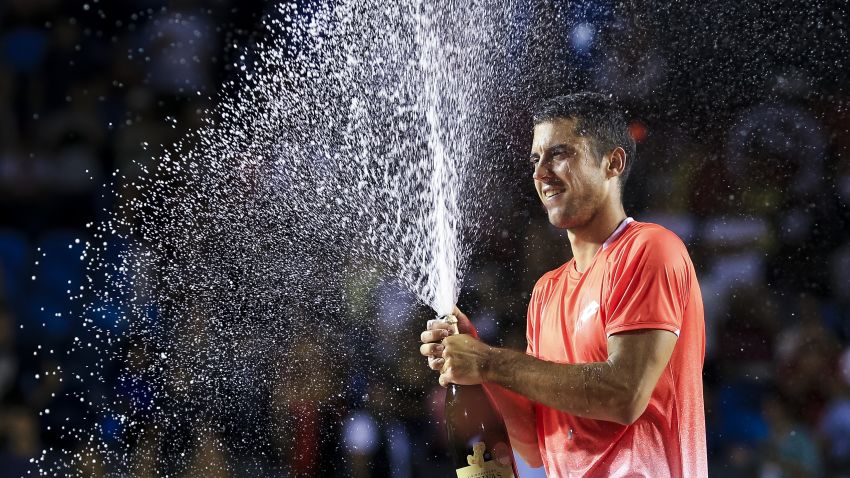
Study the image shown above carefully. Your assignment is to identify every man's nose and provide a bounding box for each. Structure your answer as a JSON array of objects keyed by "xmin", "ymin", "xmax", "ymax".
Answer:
[{"xmin": 532, "ymin": 156, "xmax": 551, "ymax": 181}]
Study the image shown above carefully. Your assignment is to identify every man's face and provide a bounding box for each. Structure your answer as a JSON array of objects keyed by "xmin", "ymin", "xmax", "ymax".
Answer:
[{"xmin": 529, "ymin": 118, "xmax": 611, "ymax": 229}]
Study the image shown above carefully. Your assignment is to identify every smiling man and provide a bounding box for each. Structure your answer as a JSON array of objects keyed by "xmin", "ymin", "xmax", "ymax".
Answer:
[{"xmin": 420, "ymin": 93, "xmax": 707, "ymax": 477}]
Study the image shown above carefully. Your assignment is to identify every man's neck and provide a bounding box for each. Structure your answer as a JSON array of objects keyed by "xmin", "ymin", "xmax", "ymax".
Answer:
[{"xmin": 567, "ymin": 203, "xmax": 628, "ymax": 273}]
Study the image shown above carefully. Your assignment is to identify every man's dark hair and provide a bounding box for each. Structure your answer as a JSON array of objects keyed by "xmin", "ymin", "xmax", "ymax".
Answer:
[{"xmin": 531, "ymin": 92, "xmax": 636, "ymax": 187}]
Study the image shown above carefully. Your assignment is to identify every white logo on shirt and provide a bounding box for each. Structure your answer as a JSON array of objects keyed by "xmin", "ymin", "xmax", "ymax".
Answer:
[{"xmin": 578, "ymin": 300, "xmax": 600, "ymax": 326}]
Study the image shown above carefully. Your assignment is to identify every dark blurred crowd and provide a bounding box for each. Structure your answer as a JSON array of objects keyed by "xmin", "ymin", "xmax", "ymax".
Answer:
[{"xmin": 1, "ymin": 0, "xmax": 849, "ymax": 477}]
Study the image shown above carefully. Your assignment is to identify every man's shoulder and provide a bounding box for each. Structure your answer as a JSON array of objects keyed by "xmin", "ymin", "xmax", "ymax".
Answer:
[
  {"xmin": 618, "ymin": 221, "xmax": 688, "ymax": 253},
  {"xmin": 608, "ymin": 221, "xmax": 692, "ymax": 268},
  {"xmin": 533, "ymin": 261, "xmax": 571, "ymax": 291}
]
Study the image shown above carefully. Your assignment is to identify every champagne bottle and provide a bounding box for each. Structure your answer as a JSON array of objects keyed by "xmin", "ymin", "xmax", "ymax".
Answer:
[{"xmin": 440, "ymin": 315, "xmax": 518, "ymax": 478}]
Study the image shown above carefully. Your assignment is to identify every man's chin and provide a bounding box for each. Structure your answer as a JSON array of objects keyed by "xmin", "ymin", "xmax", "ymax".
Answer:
[{"xmin": 547, "ymin": 210, "xmax": 574, "ymax": 229}]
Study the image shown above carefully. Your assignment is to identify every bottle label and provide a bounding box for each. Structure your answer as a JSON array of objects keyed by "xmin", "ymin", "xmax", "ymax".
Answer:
[{"xmin": 455, "ymin": 441, "xmax": 515, "ymax": 478}]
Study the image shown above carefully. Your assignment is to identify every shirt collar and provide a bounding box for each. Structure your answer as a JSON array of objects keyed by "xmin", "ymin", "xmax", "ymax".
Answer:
[{"xmin": 602, "ymin": 217, "xmax": 634, "ymax": 250}]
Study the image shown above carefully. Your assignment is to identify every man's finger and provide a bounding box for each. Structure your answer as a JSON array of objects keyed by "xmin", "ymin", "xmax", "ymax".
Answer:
[
  {"xmin": 452, "ymin": 306, "xmax": 469, "ymax": 322},
  {"xmin": 419, "ymin": 343, "xmax": 445, "ymax": 357},
  {"xmin": 428, "ymin": 356, "xmax": 444, "ymax": 371},
  {"xmin": 420, "ymin": 328, "xmax": 450, "ymax": 344},
  {"xmin": 439, "ymin": 369, "xmax": 452, "ymax": 387},
  {"xmin": 426, "ymin": 320, "xmax": 456, "ymax": 332}
]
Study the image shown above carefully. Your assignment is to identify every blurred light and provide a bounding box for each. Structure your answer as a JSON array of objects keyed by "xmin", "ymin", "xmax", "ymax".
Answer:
[
  {"xmin": 840, "ymin": 348, "xmax": 850, "ymax": 387},
  {"xmin": 1, "ymin": 28, "xmax": 48, "ymax": 73},
  {"xmin": 343, "ymin": 410, "xmax": 380, "ymax": 455},
  {"xmin": 628, "ymin": 120, "xmax": 648, "ymax": 143},
  {"xmin": 570, "ymin": 22, "xmax": 595, "ymax": 53}
]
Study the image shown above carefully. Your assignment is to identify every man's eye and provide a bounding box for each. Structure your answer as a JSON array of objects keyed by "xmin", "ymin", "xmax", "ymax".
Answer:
[{"xmin": 529, "ymin": 157, "xmax": 540, "ymax": 164}]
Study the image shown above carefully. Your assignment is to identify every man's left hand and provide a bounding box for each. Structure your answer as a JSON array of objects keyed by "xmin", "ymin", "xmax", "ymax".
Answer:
[{"xmin": 439, "ymin": 334, "xmax": 493, "ymax": 387}]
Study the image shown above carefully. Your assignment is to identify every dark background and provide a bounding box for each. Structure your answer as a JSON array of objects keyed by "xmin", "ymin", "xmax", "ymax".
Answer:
[{"xmin": 0, "ymin": 0, "xmax": 849, "ymax": 476}]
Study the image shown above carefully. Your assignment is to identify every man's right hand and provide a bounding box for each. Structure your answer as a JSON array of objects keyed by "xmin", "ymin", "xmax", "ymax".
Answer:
[
  {"xmin": 418, "ymin": 306, "xmax": 543, "ymax": 467},
  {"xmin": 419, "ymin": 306, "xmax": 478, "ymax": 372}
]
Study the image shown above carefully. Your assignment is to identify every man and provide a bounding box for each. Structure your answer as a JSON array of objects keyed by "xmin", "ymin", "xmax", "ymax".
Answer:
[{"xmin": 419, "ymin": 92, "xmax": 707, "ymax": 477}]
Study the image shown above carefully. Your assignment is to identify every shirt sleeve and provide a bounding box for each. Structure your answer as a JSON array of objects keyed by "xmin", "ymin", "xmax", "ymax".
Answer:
[
  {"xmin": 526, "ymin": 299, "xmax": 535, "ymax": 355},
  {"xmin": 603, "ymin": 229, "xmax": 692, "ymax": 337},
  {"xmin": 526, "ymin": 272, "xmax": 554, "ymax": 356},
  {"xmin": 526, "ymin": 280, "xmax": 541, "ymax": 355}
]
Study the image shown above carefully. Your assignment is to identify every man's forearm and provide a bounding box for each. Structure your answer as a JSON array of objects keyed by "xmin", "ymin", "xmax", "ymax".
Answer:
[
  {"xmin": 482, "ymin": 382, "xmax": 542, "ymax": 468},
  {"xmin": 483, "ymin": 347, "xmax": 639, "ymax": 425}
]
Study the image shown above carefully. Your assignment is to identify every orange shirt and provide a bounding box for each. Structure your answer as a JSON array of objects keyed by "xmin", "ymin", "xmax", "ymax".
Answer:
[{"xmin": 526, "ymin": 220, "xmax": 707, "ymax": 478}]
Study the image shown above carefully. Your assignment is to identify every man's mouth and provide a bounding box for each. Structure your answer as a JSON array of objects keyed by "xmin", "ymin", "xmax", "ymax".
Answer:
[{"xmin": 543, "ymin": 189, "xmax": 564, "ymax": 200}]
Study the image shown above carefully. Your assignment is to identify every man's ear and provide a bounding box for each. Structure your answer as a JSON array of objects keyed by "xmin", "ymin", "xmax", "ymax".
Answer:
[{"xmin": 607, "ymin": 147, "xmax": 627, "ymax": 179}]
